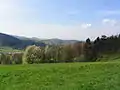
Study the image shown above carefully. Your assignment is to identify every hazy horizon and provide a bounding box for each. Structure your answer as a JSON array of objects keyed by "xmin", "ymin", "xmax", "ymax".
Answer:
[{"xmin": 0, "ymin": 0, "xmax": 120, "ymax": 40}]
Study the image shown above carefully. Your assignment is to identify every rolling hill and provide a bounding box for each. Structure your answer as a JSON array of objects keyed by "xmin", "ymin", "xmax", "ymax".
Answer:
[
  {"xmin": 40, "ymin": 38, "xmax": 81, "ymax": 45},
  {"xmin": 15, "ymin": 36, "xmax": 81, "ymax": 45},
  {"xmin": 0, "ymin": 32, "xmax": 81, "ymax": 49},
  {"xmin": 0, "ymin": 33, "xmax": 46, "ymax": 49}
]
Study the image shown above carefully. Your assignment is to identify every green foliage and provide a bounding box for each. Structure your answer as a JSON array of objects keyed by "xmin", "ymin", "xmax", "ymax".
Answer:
[
  {"xmin": 92, "ymin": 34, "xmax": 120, "ymax": 61},
  {"xmin": 84, "ymin": 38, "xmax": 97, "ymax": 61},
  {"xmin": 0, "ymin": 62, "xmax": 120, "ymax": 90}
]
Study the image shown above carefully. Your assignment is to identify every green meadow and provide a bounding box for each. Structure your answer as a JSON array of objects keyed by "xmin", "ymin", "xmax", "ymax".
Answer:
[{"xmin": 0, "ymin": 62, "xmax": 120, "ymax": 90}]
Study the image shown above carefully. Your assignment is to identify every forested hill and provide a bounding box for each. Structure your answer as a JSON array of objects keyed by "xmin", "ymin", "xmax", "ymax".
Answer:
[
  {"xmin": 0, "ymin": 33, "xmax": 46, "ymax": 49},
  {"xmin": 14, "ymin": 35, "xmax": 81, "ymax": 45},
  {"xmin": 84, "ymin": 34, "xmax": 120, "ymax": 61},
  {"xmin": 0, "ymin": 33, "xmax": 81, "ymax": 49},
  {"xmin": 40, "ymin": 39, "xmax": 81, "ymax": 45}
]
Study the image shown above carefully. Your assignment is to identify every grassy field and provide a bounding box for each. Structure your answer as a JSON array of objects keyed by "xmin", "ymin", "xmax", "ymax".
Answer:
[
  {"xmin": 0, "ymin": 62, "xmax": 120, "ymax": 90},
  {"xmin": 0, "ymin": 47, "xmax": 23, "ymax": 53}
]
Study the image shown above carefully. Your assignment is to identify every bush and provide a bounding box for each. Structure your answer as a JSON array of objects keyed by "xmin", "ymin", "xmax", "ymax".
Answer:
[{"xmin": 23, "ymin": 45, "xmax": 43, "ymax": 64}]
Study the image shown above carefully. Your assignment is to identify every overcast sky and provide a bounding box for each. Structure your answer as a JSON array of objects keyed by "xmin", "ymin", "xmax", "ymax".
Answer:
[{"xmin": 0, "ymin": 0, "xmax": 120, "ymax": 40}]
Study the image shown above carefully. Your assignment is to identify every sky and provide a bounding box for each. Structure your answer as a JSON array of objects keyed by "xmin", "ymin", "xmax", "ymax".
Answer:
[{"xmin": 0, "ymin": 0, "xmax": 120, "ymax": 40}]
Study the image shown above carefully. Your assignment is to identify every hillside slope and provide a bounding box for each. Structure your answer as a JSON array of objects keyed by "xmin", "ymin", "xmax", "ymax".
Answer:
[
  {"xmin": 0, "ymin": 33, "xmax": 46, "ymax": 49},
  {"xmin": 15, "ymin": 36, "xmax": 81, "ymax": 45},
  {"xmin": 0, "ymin": 33, "xmax": 22, "ymax": 47},
  {"xmin": 41, "ymin": 38, "xmax": 81, "ymax": 45}
]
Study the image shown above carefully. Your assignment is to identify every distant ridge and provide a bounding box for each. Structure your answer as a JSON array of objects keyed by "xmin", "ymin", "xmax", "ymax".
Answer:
[
  {"xmin": 15, "ymin": 36, "xmax": 81, "ymax": 45},
  {"xmin": 0, "ymin": 32, "xmax": 82, "ymax": 49},
  {"xmin": 0, "ymin": 33, "xmax": 46, "ymax": 49}
]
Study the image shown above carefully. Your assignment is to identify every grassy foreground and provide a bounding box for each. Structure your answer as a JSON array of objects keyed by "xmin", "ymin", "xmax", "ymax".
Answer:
[{"xmin": 0, "ymin": 62, "xmax": 120, "ymax": 90}]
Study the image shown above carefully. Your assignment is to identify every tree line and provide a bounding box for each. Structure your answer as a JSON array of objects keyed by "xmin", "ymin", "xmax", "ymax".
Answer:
[
  {"xmin": 84, "ymin": 34, "xmax": 120, "ymax": 61},
  {"xmin": 0, "ymin": 42, "xmax": 85, "ymax": 64},
  {"xmin": 1, "ymin": 34, "xmax": 120, "ymax": 64}
]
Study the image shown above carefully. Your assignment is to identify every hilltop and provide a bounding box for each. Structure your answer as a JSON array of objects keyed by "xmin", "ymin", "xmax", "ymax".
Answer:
[{"xmin": 0, "ymin": 33, "xmax": 46, "ymax": 49}]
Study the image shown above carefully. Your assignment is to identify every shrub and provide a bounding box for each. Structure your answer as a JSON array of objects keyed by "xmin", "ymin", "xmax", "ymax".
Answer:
[{"xmin": 23, "ymin": 45, "xmax": 43, "ymax": 64}]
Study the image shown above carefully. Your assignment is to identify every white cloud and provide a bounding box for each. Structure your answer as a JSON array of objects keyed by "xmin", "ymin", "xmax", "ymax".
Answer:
[
  {"xmin": 102, "ymin": 19, "xmax": 117, "ymax": 26},
  {"xmin": 81, "ymin": 23, "xmax": 92, "ymax": 29}
]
